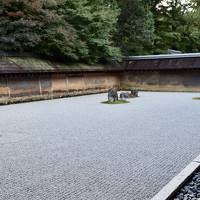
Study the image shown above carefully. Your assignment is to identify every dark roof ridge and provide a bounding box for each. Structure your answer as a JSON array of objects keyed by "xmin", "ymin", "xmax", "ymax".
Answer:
[{"xmin": 125, "ymin": 53, "xmax": 200, "ymax": 60}]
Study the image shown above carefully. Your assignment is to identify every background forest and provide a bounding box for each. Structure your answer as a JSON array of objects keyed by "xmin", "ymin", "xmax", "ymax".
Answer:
[{"xmin": 0, "ymin": 0, "xmax": 200, "ymax": 63}]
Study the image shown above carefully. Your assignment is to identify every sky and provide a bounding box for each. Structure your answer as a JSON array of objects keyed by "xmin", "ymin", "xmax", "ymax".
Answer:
[
  {"xmin": 161, "ymin": 0, "xmax": 190, "ymax": 4},
  {"xmin": 160, "ymin": 0, "xmax": 192, "ymax": 8}
]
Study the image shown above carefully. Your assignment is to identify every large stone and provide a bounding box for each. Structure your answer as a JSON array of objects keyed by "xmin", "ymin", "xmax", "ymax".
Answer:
[{"xmin": 108, "ymin": 88, "xmax": 118, "ymax": 101}]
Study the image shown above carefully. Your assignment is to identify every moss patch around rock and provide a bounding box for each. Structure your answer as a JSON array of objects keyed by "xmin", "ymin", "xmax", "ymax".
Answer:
[
  {"xmin": 193, "ymin": 97, "xmax": 200, "ymax": 100},
  {"xmin": 102, "ymin": 100, "xmax": 129, "ymax": 104}
]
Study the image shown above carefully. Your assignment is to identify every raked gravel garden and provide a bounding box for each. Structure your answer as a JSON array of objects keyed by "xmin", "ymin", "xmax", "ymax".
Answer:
[{"xmin": 0, "ymin": 92, "xmax": 200, "ymax": 200}]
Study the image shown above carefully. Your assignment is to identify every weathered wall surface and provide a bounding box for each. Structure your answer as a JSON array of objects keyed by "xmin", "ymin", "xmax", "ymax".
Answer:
[
  {"xmin": 0, "ymin": 73, "xmax": 120, "ymax": 104},
  {"xmin": 1, "ymin": 65, "xmax": 200, "ymax": 105},
  {"xmin": 121, "ymin": 70, "xmax": 200, "ymax": 92}
]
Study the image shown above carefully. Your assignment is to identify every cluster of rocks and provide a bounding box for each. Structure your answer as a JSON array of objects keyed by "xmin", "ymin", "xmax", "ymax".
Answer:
[
  {"xmin": 119, "ymin": 89, "xmax": 139, "ymax": 100},
  {"xmin": 107, "ymin": 88, "xmax": 139, "ymax": 102},
  {"xmin": 174, "ymin": 170, "xmax": 200, "ymax": 200}
]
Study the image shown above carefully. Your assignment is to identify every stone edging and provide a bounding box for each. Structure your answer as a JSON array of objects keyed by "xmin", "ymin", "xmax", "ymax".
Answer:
[
  {"xmin": 151, "ymin": 155, "xmax": 200, "ymax": 200},
  {"xmin": 0, "ymin": 89, "xmax": 108, "ymax": 105}
]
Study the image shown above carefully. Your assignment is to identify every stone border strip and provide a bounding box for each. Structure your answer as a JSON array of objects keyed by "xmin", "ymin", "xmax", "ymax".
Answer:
[
  {"xmin": 0, "ymin": 89, "xmax": 108, "ymax": 105},
  {"xmin": 151, "ymin": 155, "xmax": 200, "ymax": 200}
]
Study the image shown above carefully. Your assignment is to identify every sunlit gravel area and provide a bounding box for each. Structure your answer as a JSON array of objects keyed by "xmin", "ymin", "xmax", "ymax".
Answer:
[{"xmin": 0, "ymin": 92, "xmax": 200, "ymax": 200}]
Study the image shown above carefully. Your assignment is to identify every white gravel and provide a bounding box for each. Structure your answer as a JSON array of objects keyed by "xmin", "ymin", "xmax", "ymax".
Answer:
[{"xmin": 0, "ymin": 92, "xmax": 200, "ymax": 200}]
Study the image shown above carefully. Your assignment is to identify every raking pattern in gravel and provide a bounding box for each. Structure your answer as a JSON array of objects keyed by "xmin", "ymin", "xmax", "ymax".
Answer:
[{"xmin": 0, "ymin": 92, "xmax": 200, "ymax": 200}]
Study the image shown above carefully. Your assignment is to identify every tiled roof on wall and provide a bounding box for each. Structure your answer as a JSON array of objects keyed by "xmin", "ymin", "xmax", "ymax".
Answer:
[{"xmin": 0, "ymin": 56, "xmax": 122, "ymax": 74}]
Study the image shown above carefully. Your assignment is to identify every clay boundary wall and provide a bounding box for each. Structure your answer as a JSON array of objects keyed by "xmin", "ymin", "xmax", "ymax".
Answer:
[
  {"xmin": 0, "ymin": 72, "xmax": 120, "ymax": 105},
  {"xmin": 120, "ymin": 70, "xmax": 200, "ymax": 93},
  {"xmin": 1, "ymin": 69, "xmax": 200, "ymax": 105}
]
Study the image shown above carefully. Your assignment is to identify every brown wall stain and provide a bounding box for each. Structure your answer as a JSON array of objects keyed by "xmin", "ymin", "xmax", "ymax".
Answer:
[
  {"xmin": 67, "ymin": 75, "xmax": 86, "ymax": 91},
  {"xmin": 0, "ymin": 77, "xmax": 9, "ymax": 98},
  {"xmin": 52, "ymin": 74, "xmax": 68, "ymax": 93},
  {"xmin": 9, "ymin": 76, "xmax": 41, "ymax": 97}
]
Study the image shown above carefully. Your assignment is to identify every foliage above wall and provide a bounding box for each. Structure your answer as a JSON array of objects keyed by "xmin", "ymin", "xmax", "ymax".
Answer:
[
  {"xmin": 0, "ymin": 0, "xmax": 200, "ymax": 63},
  {"xmin": 0, "ymin": 0, "xmax": 120, "ymax": 63}
]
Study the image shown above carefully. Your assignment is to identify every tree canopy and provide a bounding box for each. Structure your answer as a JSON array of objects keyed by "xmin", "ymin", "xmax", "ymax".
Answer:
[
  {"xmin": 0, "ymin": 0, "xmax": 200, "ymax": 63},
  {"xmin": 0, "ymin": 0, "xmax": 120, "ymax": 63},
  {"xmin": 115, "ymin": 0, "xmax": 154, "ymax": 55}
]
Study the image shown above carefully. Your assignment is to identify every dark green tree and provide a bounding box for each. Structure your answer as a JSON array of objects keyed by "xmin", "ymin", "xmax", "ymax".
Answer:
[
  {"xmin": 60, "ymin": 0, "xmax": 121, "ymax": 63},
  {"xmin": 150, "ymin": 0, "xmax": 200, "ymax": 53},
  {"xmin": 0, "ymin": 0, "xmax": 121, "ymax": 63},
  {"xmin": 115, "ymin": 0, "xmax": 154, "ymax": 55},
  {"xmin": 0, "ymin": 0, "xmax": 79, "ymax": 60}
]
